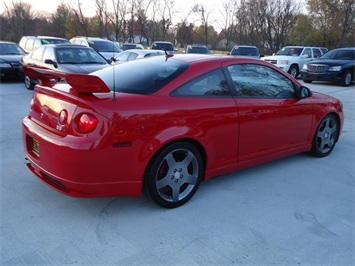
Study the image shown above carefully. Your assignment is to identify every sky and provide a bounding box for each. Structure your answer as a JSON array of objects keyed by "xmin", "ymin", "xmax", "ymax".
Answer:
[{"xmin": 1, "ymin": 0, "xmax": 306, "ymax": 30}]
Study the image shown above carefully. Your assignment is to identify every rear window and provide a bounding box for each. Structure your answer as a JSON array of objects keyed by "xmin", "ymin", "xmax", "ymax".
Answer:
[
  {"xmin": 152, "ymin": 42, "xmax": 174, "ymax": 51},
  {"xmin": 93, "ymin": 57, "xmax": 188, "ymax": 94},
  {"xmin": 231, "ymin": 47, "xmax": 259, "ymax": 56},
  {"xmin": 88, "ymin": 40, "xmax": 121, "ymax": 52}
]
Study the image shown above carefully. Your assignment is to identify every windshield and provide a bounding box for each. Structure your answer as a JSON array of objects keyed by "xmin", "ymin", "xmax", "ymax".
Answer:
[
  {"xmin": 320, "ymin": 49, "xmax": 355, "ymax": 60},
  {"xmin": 0, "ymin": 43, "xmax": 26, "ymax": 55},
  {"xmin": 276, "ymin": 47, "xmax": 303, "ymax": 56},
  {"xmin": 88, "ymin": 40, "xmax": 121, "ymax": 53},
  {"xmin": 93, "ymin": 57, "xmax": 188, "ymax": 94}
]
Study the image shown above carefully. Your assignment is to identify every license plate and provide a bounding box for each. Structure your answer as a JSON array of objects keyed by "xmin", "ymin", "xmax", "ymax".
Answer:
[{"xmin": 32, "ymin": 138, "xmax": 40, "ymax": 157}]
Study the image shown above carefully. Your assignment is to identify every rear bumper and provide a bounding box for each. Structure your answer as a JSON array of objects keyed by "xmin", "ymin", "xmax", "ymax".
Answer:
[{"xmin": 22, "ymin": 116, "xmax": 143, "ymax": 198}]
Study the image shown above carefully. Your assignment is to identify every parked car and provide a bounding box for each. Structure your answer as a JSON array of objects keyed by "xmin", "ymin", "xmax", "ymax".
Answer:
[
  {"xmin": 22, "ymin": 54, "xmax": 343, "ymax": 208},
  {"xmin": 0, "ymin": 41, "xmax": 26, "ymax": 79},
  {"xmin": 21, "ymin": 43, "xmax": 110, "ymax": 90},
  {"xmin": 151, "ymin": 41, "xmax": 176, "ymax": 53},
  {"xmin": 69, "ymin": 37, "xmax": 121, "ymax": 62},
  {"xmin": 120, "ymin": 43, "xmax": 144, "ymax": 51},
  {"xmin": 112, "ymin": 49, "xmax": 165, "ymax": 64},
  {"xmin": 19, "ymin": 36, "xmax": 70, "ymax": 54},
  {"xmin": 229, "ymin": 45, "xmax": 260, "ymax": 58},
  {"xmin": 185, "ymin": 45, "xmax": 210, "ymax": 54},
  {"xmin": 301, "ymin": 47, "xmax": 355, "ymax": 87},
  {"xmin": 261, "ymin": 46, "xmax": 328, "ymax": 78}
]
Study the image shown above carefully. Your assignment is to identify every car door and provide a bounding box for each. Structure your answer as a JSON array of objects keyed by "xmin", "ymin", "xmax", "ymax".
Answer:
[{"xmin": 224, "ymin": 63, "xmax": 313, "ymax": 161}]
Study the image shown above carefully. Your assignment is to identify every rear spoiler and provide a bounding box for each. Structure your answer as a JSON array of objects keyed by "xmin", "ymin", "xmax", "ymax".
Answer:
[{"xmin": 22, "ymin": 65, "xmax": 111, "ymax": 93}]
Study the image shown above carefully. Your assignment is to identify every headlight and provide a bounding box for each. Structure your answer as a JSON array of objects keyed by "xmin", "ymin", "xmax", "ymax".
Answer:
[
  {"xmin": 278, "ymin": 60, "xmax": 289, "ymax": 65},
  {"xmin": 302, "ymin": 64, "xmax": 308, "ymax": 70},
  {"xmin": 0, "ymin": 63, "xmax": 12, "ymax": 68},
  {"xmin": 329, "ymin": 66, "xmax": 341, "ymax": 71}
]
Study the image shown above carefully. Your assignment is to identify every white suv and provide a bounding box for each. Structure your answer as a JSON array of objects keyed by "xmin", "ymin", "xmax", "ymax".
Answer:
[{"xmin": 261, "ymin": 46, "xmax": 328, "ymax": 78}]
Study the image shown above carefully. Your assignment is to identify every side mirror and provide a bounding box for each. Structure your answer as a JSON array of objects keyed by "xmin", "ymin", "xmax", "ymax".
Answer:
[
  {"xmin": 298, "ymin": 86, "xmax": 312, "ymax": 99},
  {"xmin": 44, "ymin": 59, "xmax": 58, "ymax": 68}
]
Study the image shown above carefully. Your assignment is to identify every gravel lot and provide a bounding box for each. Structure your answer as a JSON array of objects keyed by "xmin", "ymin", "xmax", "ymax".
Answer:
[{"xmin": 1, "ymin": 78, "xmax": 354, "ymax": 265}]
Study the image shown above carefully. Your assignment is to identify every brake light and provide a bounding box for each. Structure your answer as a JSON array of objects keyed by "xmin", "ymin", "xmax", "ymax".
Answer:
[{"xmin": 77, "ymin": 113, "xmax": 98, "ymax": 133}]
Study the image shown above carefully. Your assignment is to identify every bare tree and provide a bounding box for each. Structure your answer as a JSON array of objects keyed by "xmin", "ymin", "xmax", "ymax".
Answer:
[
  {"xmin": 217, "ymin": 0, "xmax": 239, "ymax": 49},
  {"xmin": 192, "ymin": 4, "xmax": 211, "ymax": 46},
  {"xmin": 250, "ymin": 0, "xmax": 301, "ymax": 53},
  {"xmin": 72, "ymin": 0, "xmax": 90, "ymax": 36},
  {"xmin": 2, "ymin": 1, "xmax": 34, "ymax": 41}
]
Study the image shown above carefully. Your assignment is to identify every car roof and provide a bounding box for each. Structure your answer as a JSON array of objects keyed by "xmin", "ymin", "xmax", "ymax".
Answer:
[
  {"xmin": 0, "ymin": 41, "xmax": 18, "ymax": 44},
  {"xmin": 39, "ymin": 43, "xmax": 91, "ymax": 49},
  {"xmin": 232, "ymin": 45, "xmax": 257, "ymax": 48}
]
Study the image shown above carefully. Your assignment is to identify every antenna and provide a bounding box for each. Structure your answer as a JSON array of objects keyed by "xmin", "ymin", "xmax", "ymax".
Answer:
[{"xmin": 112, "ymin": 40, "xmax": 117, "ymax": 101}]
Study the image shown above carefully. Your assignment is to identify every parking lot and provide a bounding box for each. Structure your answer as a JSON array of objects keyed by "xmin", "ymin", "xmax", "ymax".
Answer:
[{"xmin": 1, "ymin": 79, "xmax": 354, "ymax": 265}]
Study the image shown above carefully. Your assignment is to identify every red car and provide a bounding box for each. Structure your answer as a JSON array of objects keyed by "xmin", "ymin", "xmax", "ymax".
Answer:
[{"xmin": 22, "ymin": 55, "xmax": 344, "ymax": 208}]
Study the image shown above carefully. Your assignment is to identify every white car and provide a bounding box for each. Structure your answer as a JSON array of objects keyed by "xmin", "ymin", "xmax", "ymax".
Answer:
[{"xmin": 261, "ymin": 46, "xmax": 328, "ymax": 78}]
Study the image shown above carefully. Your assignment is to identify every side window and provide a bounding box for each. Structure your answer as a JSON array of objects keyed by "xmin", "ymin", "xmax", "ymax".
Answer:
[
  {"xmin": 25, "ymin": 38, "xmax": 34, "ymax": 51},
  {"xmin": 43, "ymin": 47, "xmax": 55, "ymax": 61},
  {"xmin": 312, "ymin": 48, "xmax": 321, "ymax": 58},
  {"xmin": 31, "ymin": 46, "xmax": 46, "ymax": 61},
  {"xmin": 33, "ymin": 39, "xmax": 42, "ymax": 50},
  {"xmin": 172, "ymin": 69, "xmax": 231, "ymax": 97},
  {"xmin": 128, "ymin": 52, "xmax": 139, "ymax": 61},
  {"xmin": 302, "ymin": 48, "xmax": 311, "ymax": 58},
  {"xmin": 227, "ymin": 64, "xmax": 295, "ymax": 98}
]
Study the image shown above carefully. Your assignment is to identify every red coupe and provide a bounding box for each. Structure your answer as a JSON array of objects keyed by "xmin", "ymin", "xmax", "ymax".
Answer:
[{"xmin": 22, "ymin": 54, "xmax": 344, "ymax": 208}]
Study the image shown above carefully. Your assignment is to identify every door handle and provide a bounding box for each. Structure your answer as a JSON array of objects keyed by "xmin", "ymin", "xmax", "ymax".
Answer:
[{"xmin": 246, "ymin": 110, "xmax": 260, "ymax": 118}]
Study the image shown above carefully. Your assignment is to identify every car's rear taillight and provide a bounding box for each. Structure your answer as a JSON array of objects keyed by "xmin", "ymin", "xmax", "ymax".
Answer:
[
  {"xmin": 58, "ymin": 110, "xmax": 68, "ymax": 125},
  {"xmin": 77, "ymin": 113, "xmax": 98, "ymax": 133}
]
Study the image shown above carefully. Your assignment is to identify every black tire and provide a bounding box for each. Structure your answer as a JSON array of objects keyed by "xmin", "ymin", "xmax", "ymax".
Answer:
[
  {"xmin": 303, "ymin": 79, "xmax": 312, "ymax": 83},
  {"xmin": 341, "ymin": 71, "xmax": 352, "ymax": 87},
  {"xmin": 309, "ymin": 114, "xmax": 339, "ymax": 157},
  {"xmin": 24, "ymin": 75, "xmax": 35, "ymax": 90},
  {"xmin": 288, "ymin": 65, "xmax": 299, "ymax": 78},
  {"xmin": 145, "ymin": 142, "xmax": 204, "ymax": 208}
]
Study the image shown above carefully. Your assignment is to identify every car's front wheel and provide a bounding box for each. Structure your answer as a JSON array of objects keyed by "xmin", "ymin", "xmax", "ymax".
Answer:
[
  {"xmin": 310, "ymin": 114, "xmax": 339, "ymax": 157},
  {"xmin": 24, "ymin": 75, "xmax": 35, "ymax": 90},
  {"xmin": 341, "ymin": 71, "xmax": 352, "ymax": 87},
  {"xmin": 145, "ymin": 142, "xmax": 204, "ymax": 208},
  {"xmin": 288, "ymin": 65, "xmax": 299, "ymax": 78}
]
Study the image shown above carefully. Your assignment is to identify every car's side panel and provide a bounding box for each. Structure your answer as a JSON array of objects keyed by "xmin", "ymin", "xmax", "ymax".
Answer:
[{"xmin": 236, "ymin": 97, "xmax": 314, "ymax": 161}]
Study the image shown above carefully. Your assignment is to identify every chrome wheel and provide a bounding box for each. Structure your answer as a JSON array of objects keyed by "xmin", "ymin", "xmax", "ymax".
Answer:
[
  {"xmin": 310, "ymin": 114, "xmax": 339, "ymax": 157},
  {"xmin": 342, "ymin": 71, "xmax": 352, "ymax": 87},
  {"xmin": 145, "ymin": 142, "xmax": 203, "ymax": 208},
  {"xmin": 288, "ymin": 65, "xmax": 299, "ymax": 78}
]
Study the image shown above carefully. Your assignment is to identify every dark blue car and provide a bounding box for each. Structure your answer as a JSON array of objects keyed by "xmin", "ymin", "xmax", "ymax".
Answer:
[
  {"xmin": 301, "ymin": 47, "xmax": 354, "ymax": 87},
  {"xmin": 0, "ymin": 41, "xmax": 26, "ymax": 79}
]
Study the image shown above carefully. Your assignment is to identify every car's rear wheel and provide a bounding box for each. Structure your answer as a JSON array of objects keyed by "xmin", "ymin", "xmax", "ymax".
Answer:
[
  {"xmin": 310, "ymin": 114, "xmax": 339, "ymax": 157},
  {"xmin": 341, "ymin": 71, "xmax": 352, "ymax": 87},
  {"xmin": 288, "ymin": 65, "xmax": 299, "ymax": 78},
  {"xmin": 24, "ymin": 75, "xmax": 35, "ymax": 90},
  {"xmin": 145, "ymin": 142, "xmax": 203, "ymax": 208}
]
